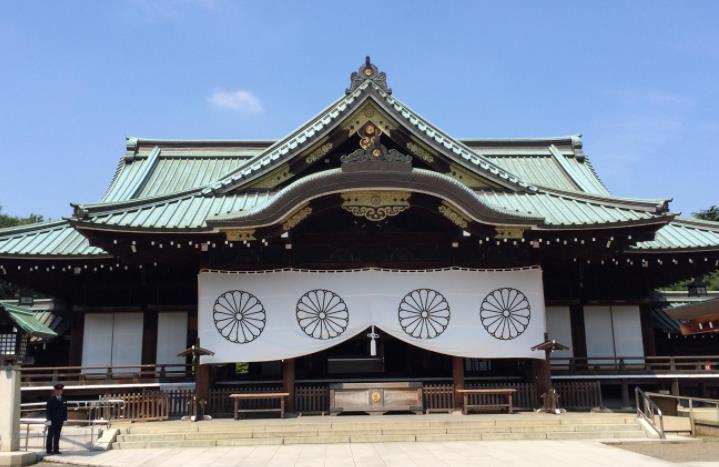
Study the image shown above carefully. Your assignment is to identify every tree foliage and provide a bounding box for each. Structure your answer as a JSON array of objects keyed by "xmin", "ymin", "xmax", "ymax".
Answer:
[
  {"xmin": 0, "ymin": 206, "xmax": 45, "ymax": 299},
  {"xmin": 663, "ymin": 204, "xmax": 719, "ymax": 291},
  {"xmin": 693, "ymin": 205, "xmax": 719, "ymax": 222},
  {"xmin": 0, "ymin": 207, "xmax": 44, "ymax": 229}
]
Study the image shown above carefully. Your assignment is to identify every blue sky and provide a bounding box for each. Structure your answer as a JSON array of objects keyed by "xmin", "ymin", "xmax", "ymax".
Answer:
[{"xmin": 1, "ymin": 1, "xmax": 717, "ymax": 219}]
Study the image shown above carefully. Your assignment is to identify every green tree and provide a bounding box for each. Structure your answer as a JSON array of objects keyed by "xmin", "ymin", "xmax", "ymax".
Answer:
[
  {"xmin": 694, "ymin": 205, "xmax": 719, "ymax": 222},
  {"xmin": 0, "ymin": 206, "xmax": 45, "ymax": 299},
  {"xmin": 694, "ymin": 205, "xmax": 719, "ymax": 289},
  {"xmin": 0, "ymin": 206, "xmax": 44, "ymax": 229}
]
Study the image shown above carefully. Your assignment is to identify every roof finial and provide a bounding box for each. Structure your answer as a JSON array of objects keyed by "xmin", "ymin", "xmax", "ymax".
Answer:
[{"xmin": 346, "ymin": 56, "xmax": 391, "ymax": 95}]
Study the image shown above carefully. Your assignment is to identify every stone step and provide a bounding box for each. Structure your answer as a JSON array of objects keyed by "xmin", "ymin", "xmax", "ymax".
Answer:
[
  {"xmin": 111, "ymin": 428, "xmax": 648, "ymax": 449},
  {"xmin": 117, "ymin": 422, "xmax": 641, "ymax": 443},
  {"xmin": 123, "ymin": 416, "xmax": 638, "ymax": 435}
]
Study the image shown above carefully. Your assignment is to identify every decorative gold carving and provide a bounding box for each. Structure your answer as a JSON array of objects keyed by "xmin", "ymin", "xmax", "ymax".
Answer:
[
  {"xmin": 282, "ymin": 205, "xmax": 312, "ymax": 231},
  {"xmin": 406, "ymin": 141, "xmax": 434, "ymax": 164},
  {"xmin": 341, "ymin": 102, "xmax": 397, "ymax": 137},
  {"xmin": 248, "ymin": 164, "xmax": 292, "ymax": 189},
  {"xmin": 341, "ymin": 191, "xmax": 411, "ymax": 222},
  {"xmin": 224, "ymin": 229, "xmax": 256, "ymax": 241},
  {"xmin": 447, "ymin": 163, "xmax": 497, "ymax": 189},
  {"xmin": 495, "ymin": 226, "xmax": 525, "ymax": 239},
  {"xmin": 305, "ymin": 141, "xmax": 333, "ymax": 164},
  {"xmin": 359, "ymin": 123, "xmax": 379, "ymax": 150},
  {"xmin": 370, "ymin": 391, "xmax": 382, "ymax": 402},
  {"xmin": 438, "ymin": 201, "xmax": 469, "ymax": 229}
]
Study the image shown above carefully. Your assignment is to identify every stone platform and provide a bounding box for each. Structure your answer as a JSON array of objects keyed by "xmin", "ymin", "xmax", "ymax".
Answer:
[{"xmin": 110, "ymin": 412, "xmax": 651, "ymax": 449}]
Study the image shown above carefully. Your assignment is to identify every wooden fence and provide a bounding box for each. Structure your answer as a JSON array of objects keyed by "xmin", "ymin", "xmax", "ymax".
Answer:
[
  {"xmin": 423, "ymin": 381, "xmax": 600, "ymax": 412},
  {"xmin": 423, "ymin": 383, "xmax": 454, "ymax": 412},
  {"xmin": 554, "ymin": 381, "xmax": 601, "ymax": 409},
  {"xmin": 295, "ymin": 384, "xmax": 329, "ymax": 415},
  {"xmin": 101, "ymin": 392, "xmax": 169, "ymax": 421},
  {"xmin": 110, "ymin": 380, "xmax": 602, "ymax": 419}
]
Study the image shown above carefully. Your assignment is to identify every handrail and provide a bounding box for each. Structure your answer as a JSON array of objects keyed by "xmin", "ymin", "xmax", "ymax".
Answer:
[
  {"xmin": 635, "ymin": 387, "xmax": 665, "ymax": 439},
  {"xmin": 19, "ymin": 398, "xmax": 125, "ymax": 451},
  {"xmin": 642, "ymin": 391, "xmax": 719, "ymax": 436}
]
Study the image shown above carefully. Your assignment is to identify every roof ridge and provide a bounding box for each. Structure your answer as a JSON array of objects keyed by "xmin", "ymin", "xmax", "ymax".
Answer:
[
  {"xmin": 673, "ymin": 216, "xmax": 719, "ymax": 231},
  {"xmin": 535, "ymin": 186, "xmax": 670, "ymax": 212},
  {"xmin": 375, "ymin": 85, "xmax": 535, "ymax": 191},
  {"xmin": 207, "ymin": 83, "xmax": 372, "ymax": 192},
  {"xmin": 74, "ymin": 186, "xmax": 206, "ymax": 217}
]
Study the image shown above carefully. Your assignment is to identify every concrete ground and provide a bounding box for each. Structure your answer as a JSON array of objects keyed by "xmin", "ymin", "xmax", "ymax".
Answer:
[
  {"xmin": 19, "ymin": 425, "xmax": 100, "ymax": 453},
  {"xmin": 614, "ymin": 439, "xmax": 719, "ymax": 463},
  {"xmin": 34, "ymin": 440, "xmax": 719, "ymax": 467}
]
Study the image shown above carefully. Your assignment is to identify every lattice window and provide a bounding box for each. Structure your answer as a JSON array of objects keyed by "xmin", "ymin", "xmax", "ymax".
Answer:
[{"xmin": 0, "ymin": 333, "xmax": 17, "ymax": 355}]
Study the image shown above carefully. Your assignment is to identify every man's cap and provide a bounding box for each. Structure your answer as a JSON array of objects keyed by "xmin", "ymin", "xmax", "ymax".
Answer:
[{"xmin": 53, "ymin": 383, "xmax": 64, "ymax": 390}]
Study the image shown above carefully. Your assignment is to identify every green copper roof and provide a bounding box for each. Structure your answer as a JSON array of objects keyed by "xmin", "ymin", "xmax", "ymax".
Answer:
[
  {"xmin": 631, "ymin": 218, "xmax": 719, "ymax": 251},
  {"xmin": 71, "ymin": 167, "xmax": 668, "ymax": 231},
  {"xmin": 102, "ymin": 147, "xmax": 256, "ymax": 202},
  {"xmin": 206, "ymin": 81, "xmax": 535, "ymax": 194},
  {"xmin": 1, "ymin": 303, "xmax": 57, "ymax": 339},
  {"xmin": 0, "ymin": 221, "xmax": 108, "ymax": 258}
]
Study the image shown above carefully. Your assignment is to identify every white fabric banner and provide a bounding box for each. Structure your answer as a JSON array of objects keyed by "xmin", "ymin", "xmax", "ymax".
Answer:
[{"xmin": 198, "ymin": 268, "xmax": 546, "ymax": 364}]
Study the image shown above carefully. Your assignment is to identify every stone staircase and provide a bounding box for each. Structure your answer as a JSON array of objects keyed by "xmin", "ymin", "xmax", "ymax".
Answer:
[{"xmin": 111, "ymin": 413, "xmax": 650, "ymax": 448}]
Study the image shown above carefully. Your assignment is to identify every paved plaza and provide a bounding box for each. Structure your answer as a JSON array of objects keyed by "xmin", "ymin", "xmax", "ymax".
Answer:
[{"xmin": 36, "ymin": 440, "xmax": 719, "ymax": 467}]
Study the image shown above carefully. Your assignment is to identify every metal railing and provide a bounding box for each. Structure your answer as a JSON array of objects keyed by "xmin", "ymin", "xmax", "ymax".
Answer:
[
  {"xmin": 635, "ymin": 387, "xmax": 665, "ymax": 439},
  {"xmin": 19, "ymin": 398, "xmax": 125, "ymax": 451},
  {"xmin": 552, "ymin": 355, "xmax": 719, "ymax": 374},
  {"xmin": 641, "ymin": 391, "xmax": 719, "ymax": 436}
]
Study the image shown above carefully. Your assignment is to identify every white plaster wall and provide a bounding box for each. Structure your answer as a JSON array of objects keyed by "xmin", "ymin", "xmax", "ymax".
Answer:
[
  {"xmin": 81, "ymin": 313, "xmax": 114, "ymax": 367},
  {"xmin": 156, "ymin": 311, "xmax": 188, "ymax": 366},
  {"xmin": 583, "ymin": 305, "xmax": 644, "ymax": 360},
  {"xmin": 583, "ymin": 306, "xmax": 615, "ymax": 358},
  {"xmin": 110, "ymin": 313, "xmax": 143, "ymax": 369},
  {"xmin": 545, "ymin": 306, "xmax": 573, "ymax": 358},
  {"xmin": 81, "ymin": 312, "xmax": 143, "ymax": 369},
  {"xmin": 611, "ymin": 305, "xmax": 645, "ymax": 362}
]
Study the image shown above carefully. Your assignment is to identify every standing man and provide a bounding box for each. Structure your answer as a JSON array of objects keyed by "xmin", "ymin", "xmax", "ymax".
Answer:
[{"xmin": 45, "ymin": 383, "xmax": 67, "ymax": 455}]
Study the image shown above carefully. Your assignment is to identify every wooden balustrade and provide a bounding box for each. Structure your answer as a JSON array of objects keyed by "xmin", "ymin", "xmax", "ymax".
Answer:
[
  {"xmin": 550, "ymin": 355, "xmax": 719, "ymax": 374},
  {"xmin": 20, "ymin": 363, "xmax": 193, "ymax": 386}
]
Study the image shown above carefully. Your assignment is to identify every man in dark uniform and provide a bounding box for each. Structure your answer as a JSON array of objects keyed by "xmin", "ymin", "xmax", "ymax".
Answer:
[{"xmin": 45, "ymin": 383, "xmax": 68, "ymax": 455}]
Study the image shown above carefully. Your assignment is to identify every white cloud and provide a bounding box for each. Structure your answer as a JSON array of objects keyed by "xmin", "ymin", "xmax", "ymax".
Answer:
[{"xmin": 207, "ymin": 89, "xmax": 263, "ymax": 113}]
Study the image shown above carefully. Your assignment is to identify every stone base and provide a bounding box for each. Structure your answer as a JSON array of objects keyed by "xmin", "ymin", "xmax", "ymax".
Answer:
[{"xmin": 0, "ymin": 452, "xmax": 38, "ymax": 467}]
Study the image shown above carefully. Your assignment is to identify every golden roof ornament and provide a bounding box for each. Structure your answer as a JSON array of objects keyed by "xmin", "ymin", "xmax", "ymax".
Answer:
[{"xmin": 346, "ymin": 56, "xmax": 392, "ymax": 95}]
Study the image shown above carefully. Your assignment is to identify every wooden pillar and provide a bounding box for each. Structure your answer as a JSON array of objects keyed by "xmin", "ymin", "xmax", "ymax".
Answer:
[
  {"xmin": 620, "ymin": 380, "xmax": 630, "ymax": 408},
  {"xmin": 639, "ymin": 304, "xmax": 657, "ymax": 357},
  {"xmin": 282, "ymin": 358, "xmax": 296, "ymax": 414},
  {"xmin": 569, "ymin": 304, "xmax": 587, "ymax": 360},
  {"xmin": 534, "ymin": 358, "xmax": 550, "ymax": 402},
  {"xmin": 67, "ymin": 310, "xmax": 85, "ymax": 366},
  {"xmin": 196, "ymin": 364, "xmax": 211, "ymax": 403},
  {"xmin": 141, "ymin": 310, "xmax": 159, "ymax": 366},
  {"xmin": 452, "ymin": 356, "xmax": 464, "ymax": 411}
]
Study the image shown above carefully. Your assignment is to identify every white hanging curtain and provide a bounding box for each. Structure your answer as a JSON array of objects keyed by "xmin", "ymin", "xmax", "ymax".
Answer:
[{"xmin": 198, "ymin": 268, "xmax": 546, "ymax": 364}]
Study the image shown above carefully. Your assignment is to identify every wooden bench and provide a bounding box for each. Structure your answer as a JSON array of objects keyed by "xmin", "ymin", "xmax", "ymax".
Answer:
[
  {"xmin": 456, "ymin": 388, "xmax": 516, "ymax": 414},
  {"xmin": 229, "ymin": 392, "xmax": 290, "ymax": 420}
]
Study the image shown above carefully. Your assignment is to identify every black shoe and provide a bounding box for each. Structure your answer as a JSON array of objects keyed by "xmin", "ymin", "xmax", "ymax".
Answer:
[
  {"xmin": 53, "ymin": 451, "xmax": 62, "ymax": 455},
  {"xmin": 46, "ymin": 452, "xmax": 53, "ymax": 455}
]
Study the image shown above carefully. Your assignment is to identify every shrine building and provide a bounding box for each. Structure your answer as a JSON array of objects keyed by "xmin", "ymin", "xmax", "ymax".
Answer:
[{"xmin": 2, "ymin": 58, "xmax": 719, "ymax": 413}]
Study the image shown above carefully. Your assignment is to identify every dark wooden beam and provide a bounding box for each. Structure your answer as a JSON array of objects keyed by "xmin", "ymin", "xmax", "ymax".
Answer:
[
  {"xmin": 282, "ymin": 358, "xmax": 296, "ymax": 414},
  {"xmin": 452, "ymin": 356, "xmax": 464, "ymax": 411}
]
